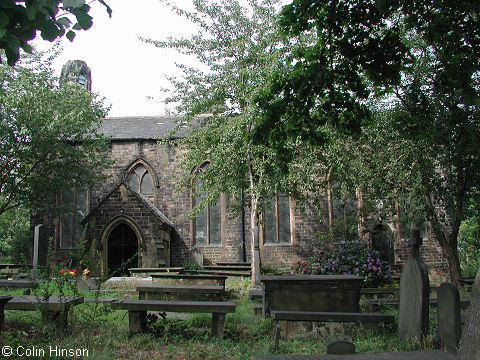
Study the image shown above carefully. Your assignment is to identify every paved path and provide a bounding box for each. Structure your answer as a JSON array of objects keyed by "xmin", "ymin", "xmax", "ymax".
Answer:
[{"xmin": 252, "ymin": 350, "xmax": 456, "ymax": 360}]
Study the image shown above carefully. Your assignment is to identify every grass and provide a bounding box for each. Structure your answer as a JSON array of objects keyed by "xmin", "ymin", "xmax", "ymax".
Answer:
[{"xmin": 1, "ymin": 277, "xmax": 442, "ymax": 359}]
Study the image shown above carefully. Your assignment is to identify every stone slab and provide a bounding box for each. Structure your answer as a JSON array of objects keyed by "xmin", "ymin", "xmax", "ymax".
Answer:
[
  {"xmin": 252, "ymin": 350, "xmax": 456, "ymax": 359},
  {"xmin": 437, "ymin": 283, "xmax": 461, "ymax": 352}
]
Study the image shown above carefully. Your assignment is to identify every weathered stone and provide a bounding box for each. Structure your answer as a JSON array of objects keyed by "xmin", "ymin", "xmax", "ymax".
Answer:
[
  {"xmin": 0, "ymin": 295, "xmax": 13, "ymax": 339},
  {"xmin": 326, "ymin": 340, "xmax": 356, "ymax": 354},
  {"xmin": 260, "ymin": 275, "xmax": 364, "ymax": 318},
  {"xmin": 398, "ymin": 230, "xmax": 430, "ymax": 341},
  {"xmin": 437, "ymin": 282, "xmax": 461, "ymax": 353},
  {"xmin": 191, "ymin": 246, "xmax": 204, "ymax": 267},
  {"xmin": 458, "ymin": 265, "xmax": 480, "ymax": 360}
]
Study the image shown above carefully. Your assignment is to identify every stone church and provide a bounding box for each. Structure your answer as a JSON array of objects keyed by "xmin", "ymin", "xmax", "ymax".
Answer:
[{"xmin": 31, "ymin": 60, "xmax": 450, "ymax": 283}]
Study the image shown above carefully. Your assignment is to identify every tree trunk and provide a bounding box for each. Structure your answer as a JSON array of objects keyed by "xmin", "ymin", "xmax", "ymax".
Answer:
[
  {"xmin": 443, "ymin": 240, "xmax": 462, "ymax": 286},
  {"xmin": 458, "ymin": 264, "xmax": 480, "ymax": 359},
  {"xmin": 247, "ymin": 155, "xmax": 261, "ymax": 284}
]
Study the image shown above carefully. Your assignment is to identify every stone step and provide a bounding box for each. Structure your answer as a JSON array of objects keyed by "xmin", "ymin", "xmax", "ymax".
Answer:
[
  {"xmin": 195, "ymin": 269, "xmax": 251, "ymax": 277},
  {"xmin": 215, "ymin": 262, "xmax": 251, "ymax": 267},
  {"xmin": 204, "ymin": 265, "xmax": 251, "ymax": 272}
]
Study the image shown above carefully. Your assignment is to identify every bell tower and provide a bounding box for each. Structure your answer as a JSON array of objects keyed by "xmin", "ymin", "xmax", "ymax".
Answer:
[{"xmin": 60, "ymin": 60, "xmax": 92, "ymax": 90}]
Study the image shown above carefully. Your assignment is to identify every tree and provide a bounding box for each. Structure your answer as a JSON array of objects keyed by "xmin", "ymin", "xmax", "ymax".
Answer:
[
  {"xmin": 146, "ymin": 0, "xmax": 297, "ymax": 283},
  {"xmin": 0, "ymin": 49, "xmax": 110, "ymax": 219},
  {"xmin": 0, "ymin": 0, "xmax": 112, "ymax": 66},
  {"xmin": 254, "ymin": 0, "xmax": 480, "ymax": 284}
]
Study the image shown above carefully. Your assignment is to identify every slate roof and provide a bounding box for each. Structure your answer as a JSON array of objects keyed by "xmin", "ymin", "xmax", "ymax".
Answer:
[{"xmin": 99, "ymin": 115, "xmax": 206, "ymax": 140}]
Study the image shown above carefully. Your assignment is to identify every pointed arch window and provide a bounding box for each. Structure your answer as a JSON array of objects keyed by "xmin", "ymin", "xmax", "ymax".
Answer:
[
  {"xmin": 193, "ymin": 165, "xmax": 221, "ymax": 245},
  {"xmin": 60, "ymin": 189, "xmax": 88, "ymax": 249},
  {"xmin": 127, "ymin": 164, "xmax": 153, "ymax": 195}
]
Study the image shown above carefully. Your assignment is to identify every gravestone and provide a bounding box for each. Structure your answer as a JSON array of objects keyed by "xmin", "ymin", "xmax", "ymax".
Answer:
[
  {"xmin": 437, "ymin": 282, "xmax": 461, "ymax": 353},
  {"xmin": 191, "ymin": 246, "xmax": 203, "ymax": 267},
  {"xmin": 458, "ymin": 265, "xmax": 480, "ymax": 359},
  {"xmin": 326, "ymin": 340, "xmax": 356, "ymax": 354},
  {"xmin": 398, "ymin": 230, "xmax": 430, "ymax": 342}
]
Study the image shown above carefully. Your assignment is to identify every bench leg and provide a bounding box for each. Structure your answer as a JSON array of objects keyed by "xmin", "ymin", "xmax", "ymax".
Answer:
[
  {"xmin": 41, "ymin": 310, "xmax": 68, "ymax": 331},
  {"xmin": 211, "ymin": 313, "xmax": 225, "ymax": 338},
  {"xmin": 274, "ymin": 321, "xmax": 281, "ymax": 351},
  {"xmin": 128, "ymin": 310, "xmax": 147, "ymax": 337}
]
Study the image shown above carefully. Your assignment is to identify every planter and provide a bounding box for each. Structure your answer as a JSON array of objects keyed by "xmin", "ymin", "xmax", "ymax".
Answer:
[{"xmin": 260, "ymin": 274, "xmax": 364, "ymax": 318}]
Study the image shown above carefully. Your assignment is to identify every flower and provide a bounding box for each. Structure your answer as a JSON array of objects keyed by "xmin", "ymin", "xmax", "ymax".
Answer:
[{"xmin": 82, "ymin": 269, "xmax": 91, "ymax": 276}]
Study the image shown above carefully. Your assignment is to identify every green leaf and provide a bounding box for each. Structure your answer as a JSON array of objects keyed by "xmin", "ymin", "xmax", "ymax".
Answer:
[
  {"xmin": 0, "ymin": 12, "xmax": 9, "ymax": 27},
  {"xmin": 56, "ymin": 17, "xmax": 72, "ymax": 28},
  {"xmin": 63, "ymin": 0, "xmax": 85, "ymax": 8},
  {"xmin": 39, "ymin": 21, "xmax": 60, "ymax": 41},
  {"xmin": 66, "ymin": 30, "xmax": 76, "ymax": 42},
  {"xmin": 6, "ymin": 35, "xmax": 20, "ymax": 54},
  {"xmin": 74, "ymin": 10, "xmax": 92, "ymax": 30},
  {"xmin": 26, "ymin": 6, "xmax": 37, "ymax": 21},
  {"xmin": 21, "ymin": 42, "xmax": 33, "ymax": 54},
  {"xmin": 0, "ymin": 28, "xmax": 7, "ymax": 39}
]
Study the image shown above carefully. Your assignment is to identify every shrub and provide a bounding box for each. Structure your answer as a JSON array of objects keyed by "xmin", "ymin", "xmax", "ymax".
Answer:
[{"xmin": 291, "ymin": 241, "xmax": 392, "ymax": 287}]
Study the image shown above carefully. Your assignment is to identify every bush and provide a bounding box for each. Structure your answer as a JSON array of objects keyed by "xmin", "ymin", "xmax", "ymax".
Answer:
[
  {"xmin": 458, "ymin": 216, "xmax": 480, "ymax": 278},
  {"xmin": 291, "ymin": 241, "xmax": 392, "ymax": 287}
]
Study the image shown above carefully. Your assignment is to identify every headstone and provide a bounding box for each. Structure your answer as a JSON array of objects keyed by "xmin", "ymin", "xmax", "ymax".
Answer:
[
  {"xmin": 191, "ymin": 246, "xmax": 203, "ymax": 267},
  {"xmin": 398, "ymin": 230, "xmax": 430, "ymax": 341},
  {"xmin": 457, "ymin": 265, "xmax": 480, "ymax": 359},
  {"xmin": 326, "ymin": 340, "xmax": 355, "ymax": 354},
  {"xmin": 437, "ymin": 282, "xmax": 461, "ymax": 353}
]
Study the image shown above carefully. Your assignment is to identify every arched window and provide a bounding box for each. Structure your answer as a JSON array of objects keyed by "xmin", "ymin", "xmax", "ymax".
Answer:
[
  {"xmin": 77, "ymin": 73, "xmax": 86, "ymax": 88},
  {"xmin": 263, "ymin": 192, "xmax": 291, "ymax": 243},
  {"xmin": 193, "ymin": 165, "xmax": 221, "ymax": 245},
  {"xmin": 60, "ymin": 189, "xmax": 88, "ymax": 249},
  {"xmin": 127, "ymin": 164, "xmax": 153, "ymax": 195}
]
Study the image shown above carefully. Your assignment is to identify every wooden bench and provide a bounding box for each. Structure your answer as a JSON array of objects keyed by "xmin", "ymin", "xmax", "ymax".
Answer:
[
  {"xmin": 137, "ymin": 284, "xmax": 225, "ymax": 301},
  {"xmin": 110, "ymin": 299, "xmax": 236, "ymax": 338},
  {"xmin": 0, "ymin": 279, "xmax": 39, "ymax": 295},
  {"xmin": 1, "ymin": 295, "xmax": 83, "ymax": 330},
  {"xmin": 271, "ymin": 310, "xmax": 394, "ymax": 349}
]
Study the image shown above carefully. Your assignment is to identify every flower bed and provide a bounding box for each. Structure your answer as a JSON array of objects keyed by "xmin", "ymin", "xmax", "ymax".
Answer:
[{"xmin": 292, "ymin": 241, "xmax": 392, "ymax": 287}]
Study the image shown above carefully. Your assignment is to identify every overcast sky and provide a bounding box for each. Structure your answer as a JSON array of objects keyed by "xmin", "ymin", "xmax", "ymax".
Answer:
[
  {"xmin": 33, "ymin": 0, "xmax": 288, "ymax": 118},
  {"xmin": 35, "ymin": 0, "xmax": 200, "ymax": 117}
]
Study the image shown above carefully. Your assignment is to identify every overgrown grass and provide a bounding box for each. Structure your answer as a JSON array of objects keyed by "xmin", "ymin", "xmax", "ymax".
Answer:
[{"xmin": 1, "ymin": 277, "xmax": 442, "ymax": 359}]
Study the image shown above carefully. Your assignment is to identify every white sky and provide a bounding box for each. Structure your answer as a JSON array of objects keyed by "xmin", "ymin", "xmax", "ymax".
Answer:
[
  {"xmin": 35, "ymin": 0, "xmax": 200, "ymax": 117},
  {"xmin": 33, "ymin": 0, "xmax": 288, "ymax": 118}
]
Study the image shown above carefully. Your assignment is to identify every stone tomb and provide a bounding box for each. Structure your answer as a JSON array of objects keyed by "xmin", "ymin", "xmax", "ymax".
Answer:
[{"xmin": 260, "ymin": 274, "xmax": 364, "ymax": 318}]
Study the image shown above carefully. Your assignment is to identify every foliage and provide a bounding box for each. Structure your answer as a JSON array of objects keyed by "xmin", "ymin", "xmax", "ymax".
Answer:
[
  {"xmin": 183, "ymin": 262, "xmax": 201, "ymax": 271},
  {"xmin": 0, "ymin": 205, "xmax": 30, "ymax": 263},
  {"xmin": 458, "ymin": 216, "xmax": 480, "ymax": 278},
  {"xmin": 146, "ymin": 0, "xmax": 303, "ymax": 282},
  {"xmin": 254, "ymin": 0, "xmax": 480, "ymax": 284},
  {"xmin": 0, "ymin": 49, "xmax": 111, "ymax": 218},
  {"xmin": 0, "ymin": 0, "xmax": 111, "ymax": 66},
  {"xmin": 292, "ymin": 241, "xmax": 392, "ymax": 287},
  {"xmin": 260, "ymin": 263, "xmax": 283, "ymax": 275}
]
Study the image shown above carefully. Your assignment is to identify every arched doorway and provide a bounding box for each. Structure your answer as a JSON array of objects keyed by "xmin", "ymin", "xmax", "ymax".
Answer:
[
  {"xmin": 107, "ymin": 223, "xmax": 138, "ymax": 276},
  {"xmin": 371, "ymin": 224, "xmax": 394, "ymax": 265}
]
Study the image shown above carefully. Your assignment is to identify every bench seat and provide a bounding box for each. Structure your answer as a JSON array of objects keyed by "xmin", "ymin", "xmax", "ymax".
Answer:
[
  {"xmin": 1, "ymin": 295, "xmax": 83, "ymax": 330},
  {"xmin": 137, "ymin": 284, "xmax": 225, "ymax": 301},
  {"xmin": 111, "ymin": 299, "xmax": 236, "ymax": 338}
]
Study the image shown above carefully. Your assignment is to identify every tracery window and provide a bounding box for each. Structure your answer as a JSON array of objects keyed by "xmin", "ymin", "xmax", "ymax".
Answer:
[
  {"xmin": 193, "ymin": 165, "xmax": 221, "ymax": 245},
  {"xmin": 263, "ymin": 192, "xmax": 291, "ymax": 244},
  {"xmin": 127, "ymin": 164, "xmax": 153, "ymax": 195},
  {"xmin": 60, "ymin": 189, "xmax": 88, "ymax": 249}
]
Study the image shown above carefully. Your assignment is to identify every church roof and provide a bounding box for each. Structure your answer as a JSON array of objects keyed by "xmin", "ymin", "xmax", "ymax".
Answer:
[{"xmin": 99, "ymin": 115, "xmax": 203, "ymax": 140}]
